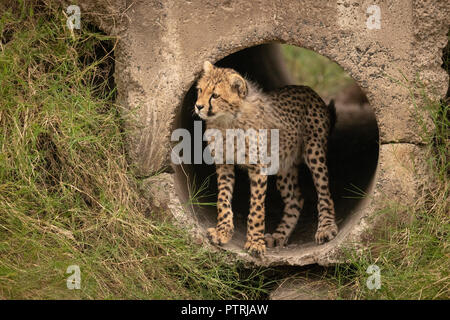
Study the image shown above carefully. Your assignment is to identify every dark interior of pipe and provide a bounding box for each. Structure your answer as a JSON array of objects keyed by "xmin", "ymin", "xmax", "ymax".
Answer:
[{"xmin": 173, "ymin": 44, "xmax": 379, "ymax": 252}]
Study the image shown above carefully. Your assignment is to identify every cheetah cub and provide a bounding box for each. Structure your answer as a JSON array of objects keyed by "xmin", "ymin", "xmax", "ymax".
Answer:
[{"xmin": 195, "ymin": 61, "xmax": 338, "ymax": 257}]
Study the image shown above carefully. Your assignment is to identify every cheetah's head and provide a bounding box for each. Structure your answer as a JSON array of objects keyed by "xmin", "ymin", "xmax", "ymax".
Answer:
[{"xmin": 194, "ymin": 61, "xmax": 248, "ymax": 122}]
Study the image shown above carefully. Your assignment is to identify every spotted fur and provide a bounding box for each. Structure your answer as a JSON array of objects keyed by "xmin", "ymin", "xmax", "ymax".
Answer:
[{"xmin": 195, "ymin": 61, "xmax": 338, "ymax": 257}]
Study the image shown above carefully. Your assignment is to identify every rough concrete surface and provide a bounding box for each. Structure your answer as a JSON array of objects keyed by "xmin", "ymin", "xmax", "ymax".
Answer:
[
  {"xmin": 269, "ymin": 276, "xmax": 337, "ymax": 300},
  {"xmin": 73, "ymin": 0, "xmax": 449, "ymax": 267}
]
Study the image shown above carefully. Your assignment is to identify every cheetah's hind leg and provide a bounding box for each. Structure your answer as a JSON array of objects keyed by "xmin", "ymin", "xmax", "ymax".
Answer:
[
  {"xmin": 265, "ymin": 166, "xmax": 304, "ymax": 248},
  {"xmin": 304, "ymin": 141, "xmax": 338, "ymax": 244}
]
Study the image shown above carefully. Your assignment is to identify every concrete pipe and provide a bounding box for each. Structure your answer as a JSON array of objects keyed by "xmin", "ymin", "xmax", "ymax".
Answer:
[{"xmin": 74, "ymin": 0, "xmax": 449, "ymax": 266}]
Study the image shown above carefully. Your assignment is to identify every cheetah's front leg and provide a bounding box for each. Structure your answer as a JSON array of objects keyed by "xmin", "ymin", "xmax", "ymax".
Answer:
[
  {"xmin": 244, "ymin": 168, "xmax": 267, "ymax": 257},
  {"xmin": 207, "ymin": 164, "xmax": 235, "ymax": 246}
]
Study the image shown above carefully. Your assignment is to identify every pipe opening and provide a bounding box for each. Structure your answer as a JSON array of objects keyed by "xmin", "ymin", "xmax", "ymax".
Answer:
[{"xmin": 173, "ymin": 44, "xmax": 379, "ymax": 255}]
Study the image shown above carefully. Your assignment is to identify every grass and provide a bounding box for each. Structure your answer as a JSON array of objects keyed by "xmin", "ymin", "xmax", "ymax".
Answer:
[{"xmin": 0, "ymin": 1, "xmax": 269, "ymax": 299}]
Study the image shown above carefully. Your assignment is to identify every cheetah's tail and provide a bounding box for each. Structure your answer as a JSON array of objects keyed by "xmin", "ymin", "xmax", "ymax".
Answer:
[{"xmin": 328, "ymin": 99, "xmax": 337, "ymax": 135}]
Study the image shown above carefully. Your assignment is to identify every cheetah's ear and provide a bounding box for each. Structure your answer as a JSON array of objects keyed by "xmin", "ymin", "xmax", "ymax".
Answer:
[
  {"xmin": 203, "ymin": 61, "xmax": 214, "ymax": 73},
  {"xmin": 231, "ymin": 74, "xmax": 248, "ymax": 98}
]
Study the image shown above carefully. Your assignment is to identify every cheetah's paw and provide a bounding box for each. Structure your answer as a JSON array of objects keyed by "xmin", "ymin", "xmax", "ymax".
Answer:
[
  {"xmin": 315, "ymin": 223, "xmax": 338, "ymax": 245},
  {"xmin": 264, "ymin": 233, "xmax": 287, "ymax": 248},
  {"xmin": 206, "ymin": 227, "xmax": 233, "ymax": 246},
  {"xmin": 244, "ymin": 239, "xmax": 266, "ymax": 257}
]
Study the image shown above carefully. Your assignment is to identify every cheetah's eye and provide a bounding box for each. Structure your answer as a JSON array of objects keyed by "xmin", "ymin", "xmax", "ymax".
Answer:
[{"xmin": 212, "ymin": 93, "xmax": 220, "ymax": 99}]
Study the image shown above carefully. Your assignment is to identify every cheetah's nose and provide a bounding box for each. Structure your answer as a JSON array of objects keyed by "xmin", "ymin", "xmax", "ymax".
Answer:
[{"xmin": 196, "ymin": 104, "xmax": 204, "ymax": 111}]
